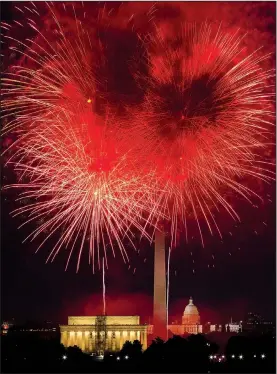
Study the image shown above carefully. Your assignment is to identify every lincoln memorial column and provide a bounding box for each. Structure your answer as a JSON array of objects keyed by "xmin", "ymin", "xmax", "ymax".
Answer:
[
  {"xmin": 61, "ymin": 331, "xmax": 67, "ymax": 347},
  {"xmin": 144, "ymin": 330, "xmax": 148, "ymax": 348},
  {"xmin": 81, "ymin": 332, "xmax": 85, "ymax": 351},
  {"xmin": 119, "ymin": 331, "xmax": 123, "ymax": 350},
  {"xmin": 84, "ymin": 332, "xmax": 89, "ymax": 352},
  {"xmin": 141, "ymin": 331, "xmax": 147, "ymax": 350}
]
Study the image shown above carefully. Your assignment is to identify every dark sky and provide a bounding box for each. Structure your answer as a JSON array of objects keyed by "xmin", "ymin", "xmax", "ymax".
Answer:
[{"xmin": 1, "ymin": 1, "xmax": 276, "ymax": 326}]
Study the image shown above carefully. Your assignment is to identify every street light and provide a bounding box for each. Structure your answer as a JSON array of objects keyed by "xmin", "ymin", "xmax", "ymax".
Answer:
[
  {"xmin": 62, "ymin": 355, "xmax": 67, "ymax": 360},
  {"xmin": 239, "ymin": 355, "xmax": 243, "ymax": 360},
  {"xmin": 261, "ymin": 354, "xmax": 265, "ymax": 359},
  {"xmin": 125, "ymin": 355, "xmax": 129, "ymax": 360}
]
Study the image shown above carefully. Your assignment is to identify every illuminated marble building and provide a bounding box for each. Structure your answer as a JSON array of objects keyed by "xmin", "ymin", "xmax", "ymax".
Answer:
[
  {"xmin": 60, "ymin": 315, "xmax": 148, "ymax": 354},
  {"xmin": 168, "ymin": 297, "xmax": 203, "ymax": 335}
]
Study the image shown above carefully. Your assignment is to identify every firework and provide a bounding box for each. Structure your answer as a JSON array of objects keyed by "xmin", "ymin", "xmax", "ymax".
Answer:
[
  {"xmin": 1, "ymin": 3, "xmax": 275, "ymax": 270},
  {"xmin": 124, "ymin": 22, "xmax": 275, "ymax": 245},
  {"xmin": 1, "ymin": 3, "xmax": 164, "ymax": 271},
  {"xmin": 3, "ymin": 103, "xmax": 164, "ymax": 271}
]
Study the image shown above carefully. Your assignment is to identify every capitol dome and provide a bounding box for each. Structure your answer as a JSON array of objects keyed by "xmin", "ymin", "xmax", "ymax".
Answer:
[{"xmin": 182, "ymin": 297, "xmax": 200, "ymax": 325}]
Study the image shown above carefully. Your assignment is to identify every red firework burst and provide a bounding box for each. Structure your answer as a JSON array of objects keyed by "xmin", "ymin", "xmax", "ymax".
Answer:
[
  {"xmin": 1, "ymin": 3, "xmax": 163, "ymax": 271},
  {"xmin": 1, "ymin": 3, "xmax": 275, "ymax": 269},
  {"xmin": 123, "ymin": 22, "xmax": 275, "ymax": 245}
]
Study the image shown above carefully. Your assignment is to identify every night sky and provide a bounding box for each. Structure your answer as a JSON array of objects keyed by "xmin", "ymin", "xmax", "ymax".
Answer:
[{"xmin": 1, "ymin": 1, "xmax": 276, "ymax": 326}]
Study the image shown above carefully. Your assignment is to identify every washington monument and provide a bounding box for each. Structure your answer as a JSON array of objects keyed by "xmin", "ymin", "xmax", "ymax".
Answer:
[{"xmin": 153, "ymin": 229, "xmax": 167, "ymax": 340}]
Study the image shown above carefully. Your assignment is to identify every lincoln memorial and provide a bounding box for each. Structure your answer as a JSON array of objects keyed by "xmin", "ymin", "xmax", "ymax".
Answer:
[{"xmin": 60, "ymin": 315, "xmax": 148, "ymax": 353}]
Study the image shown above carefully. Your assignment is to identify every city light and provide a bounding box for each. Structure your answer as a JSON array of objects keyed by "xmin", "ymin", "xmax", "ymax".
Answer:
[
  {"xmin": 62, "ymin": 355, "xmax": 67, "ymax": 360},
  {"xmin": 261, "ymin": 354, "xmax": 266, "ymax": 359},
  {"xmin": 254, "ymin": 354, "xmax": 256, "ymax": 358},
  {"xmin": 125, "ymin": 355, "xmax": 129, "ymax": 360},
  {"xmin": 209, "ymin": 355, "xmax": 214, "ymax": 360},
  {"xmin": 239, "ymin": 355, "xmax": 243, "ymax": 360},
  {"xmin": 231, "ymin": 355, "xmax": 235, "ymax": 358},
  {"xmin": 116, "ymin": 357, "xmax": 120, "ymax": 361}
]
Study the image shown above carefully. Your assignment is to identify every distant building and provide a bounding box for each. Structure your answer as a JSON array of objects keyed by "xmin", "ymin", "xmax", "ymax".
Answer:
[
  {"xmin": 210, "ymin": 324, "xmax": 223, "ymax": 333},
  {"xmin": 2, "ymin": 321, "xmax": 58, "ymax": 339},
  {"xmin": 208, "ymin": 319, "xmax": 242, "ymax": 334},
  {"xmin": 60, "ymin": 315, "xmax": 148, "ymax": 354},
  {"xmin": 1, "ymin": 322, "xmax": 11, "ymax": 335},
  {"xmin": 243, "ymin": 312, "xmax": 275, "ymax": 334},
  {"xmin": 168, "ymin": 297, "xmax": 203, "ymax": 335},
  {"xmin": 224, "ymin": 318, "xmax": 242, "ymax": 333}
]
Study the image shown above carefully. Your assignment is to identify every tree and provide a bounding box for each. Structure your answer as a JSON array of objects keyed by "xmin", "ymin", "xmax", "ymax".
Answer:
[
  {"xmin": 143, "ymin": 337, "xmax": 165, "ymax": 362},
  {"xmin": 187, "ymin": 333, "xmax": 216, "ymax": 367},
  {"xmin": 66, "ymin": 345, "xmax": 84, "ymax": 361},
  {"xmin": 164, "ymin": 335, "xmax": 189, "ymax": 363},
  {"xmin": 120, "ymin": 340, "xmax": 143, "ymax": 361}
]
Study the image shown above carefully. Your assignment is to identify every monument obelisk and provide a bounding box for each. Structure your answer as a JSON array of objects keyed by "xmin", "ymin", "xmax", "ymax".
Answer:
[{"xmin": 153, "ymin": 228, "xmax": 167, "ymax": 340}]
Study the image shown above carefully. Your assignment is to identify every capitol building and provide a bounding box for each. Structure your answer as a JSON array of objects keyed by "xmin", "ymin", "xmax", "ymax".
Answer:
[{"xmin": 168, "ymin": 297, "xmax": 203, "ymax": 335}]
